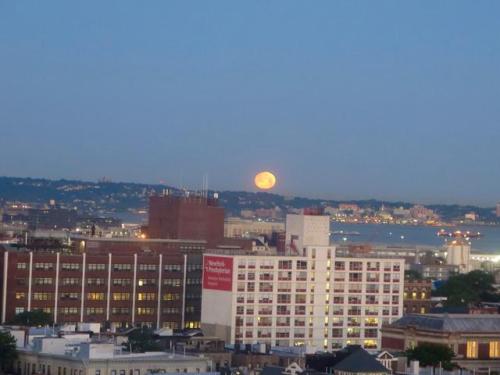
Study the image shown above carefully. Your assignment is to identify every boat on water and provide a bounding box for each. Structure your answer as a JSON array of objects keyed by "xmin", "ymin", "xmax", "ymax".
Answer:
[
  {"xmin": 436, "ymin": 229, "xmax": 482, "ymax": 239},
  {"xmin": 331, "ymin": 230, "xmax": 361, "ymax": 236}
]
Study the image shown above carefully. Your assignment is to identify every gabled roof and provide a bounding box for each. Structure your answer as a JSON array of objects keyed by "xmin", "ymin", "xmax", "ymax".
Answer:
[
  {"xmin": 332, "ymin": 346, "xmax": 390, "ymax": 374},
  {"xmin": 388, "ymin": 314, "xmax": 500, "ymax": 333}
]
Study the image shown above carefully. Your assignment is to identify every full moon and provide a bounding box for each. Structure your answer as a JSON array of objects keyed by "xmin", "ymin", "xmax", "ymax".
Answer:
[{"xmin": 254, "ymin": 171, "xmax": 276, "ymax": 190}]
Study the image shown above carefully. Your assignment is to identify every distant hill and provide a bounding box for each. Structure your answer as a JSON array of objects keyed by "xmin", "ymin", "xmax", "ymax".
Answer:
[{"xmin": 0, "ymin": 176, "xmax": 496, "ymax": 221}]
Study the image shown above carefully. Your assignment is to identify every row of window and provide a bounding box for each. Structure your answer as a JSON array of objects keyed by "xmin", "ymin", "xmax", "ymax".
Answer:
[
  {"xmin": 17, "ymin": 263, "xmax": 184, "ymax": 272},
  {"xmin": 14, "ymin": 307, "xmax": 184, "ymax": 316},
  {"xmin": 16, "ymin": 277, "xmax": 185, "ymax": 287},
  {"xmin": 17, "ymin": 292, "xmax": 181, "ymax": 301}
]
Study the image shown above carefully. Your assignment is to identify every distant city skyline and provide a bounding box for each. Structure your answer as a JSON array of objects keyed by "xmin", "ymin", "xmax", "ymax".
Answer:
[{"xmin": 1, "ymin": 1, "xmax": 500, "ymax": 206}]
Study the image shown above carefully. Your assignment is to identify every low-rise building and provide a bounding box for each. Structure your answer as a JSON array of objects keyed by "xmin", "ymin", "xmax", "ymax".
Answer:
[
  {"xmin": 16, "ymin": 338, "xmax": 213, "ymax": 375},
  {"xmin": 381, "ymin": 314, "xmax": 500, "ymax": 373}
]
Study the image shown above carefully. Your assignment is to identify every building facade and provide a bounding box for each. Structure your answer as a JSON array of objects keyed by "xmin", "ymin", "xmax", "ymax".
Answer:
[
  {"xmin": 16, "ymin": 339, "xmax": 213, "ymax": 375},
  {"xmin": 381, "ymin": 314, "xmax": 500, "ymax": 373},
  {"xmin": 403, "ymin": 279, "xmax": 432, "ymax": 314},
  {"xmin": 201, "ymin": 248, "xmax": 405, "ymax": 352},
  {"xmin": 0, "ymin": 237, "xmax": 206, "ymax": 330},
  {"xmin": 148, "ymin": 194, "xmax": 224, "ymax": 246}
]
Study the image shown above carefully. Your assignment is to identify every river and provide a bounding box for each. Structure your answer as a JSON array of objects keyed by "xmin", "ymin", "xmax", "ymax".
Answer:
[{"xmin": 331, "ymin": 222, "xmax": 500, "ymax": 253}]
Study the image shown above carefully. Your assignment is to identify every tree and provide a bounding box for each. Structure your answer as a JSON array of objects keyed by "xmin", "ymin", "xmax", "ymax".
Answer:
[
  {"xmin": 123, "ymin": 327, "xmax": 161, "ymax": 353},
  {"xmin": 0, "ymin": 331, "xmax": 18, "ymax": 372},
  {"xmin": 9, "ymin": 309, "xmax": 53, "ymax": 326},
  {"xmin": 406, "ymin": 343, "xmax": 455, "ymax": 370},
  {"xmin": 405, "ymin": 270, "xmax": 423, "ymax": 280},
  {"xmin": 435, "ymin": 270, "xmax": 499, "ymax": 307}
]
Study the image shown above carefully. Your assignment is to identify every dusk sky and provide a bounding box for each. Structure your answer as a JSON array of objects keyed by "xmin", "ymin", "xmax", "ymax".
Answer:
[{"xmin": 1, "ymin": 1, "xmax": 499, "ymax": 206}]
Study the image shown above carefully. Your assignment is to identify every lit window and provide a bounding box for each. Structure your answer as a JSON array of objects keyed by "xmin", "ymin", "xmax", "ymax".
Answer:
[
  {"xmin": 466, "ymin": 341, "xmax": 478, "ymax": 359},
  {"xmin": 489, "ymin": 341, "xmax": 500, "ymax": 358}
]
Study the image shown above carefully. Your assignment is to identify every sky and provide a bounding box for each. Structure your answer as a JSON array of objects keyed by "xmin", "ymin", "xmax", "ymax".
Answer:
[{"xmin": 1, "ymin": 1, "xmax": 499, "ymax": 206}]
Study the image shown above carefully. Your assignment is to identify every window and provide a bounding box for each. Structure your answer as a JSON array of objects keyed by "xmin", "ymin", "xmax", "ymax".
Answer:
[
  {"xmin": 112, "ymin": 307, "xmax": 130, "ymax": 315},
  {"xmin": 138, "ymin": 279, "xmax": 156, "ymax": 286},
  {"xmin": 112, "ymin": 293, "xmax": 130, "ymax": 301},
  {"xmin": 33, "ymin": 293, "xmax": 52, "ymax": 300},
  {"xmin": 113, "ymin": 264, "xmax": 132, "ymax": 271},
  {"xmin": 88, "ymin": 264, "xmax": 106, "ymax": 271},
  {"xmin": 34, "ymin": 263, "xmax": 53, "ymax": 271},
  {"xmin": 87, "ymin": 278, "xmax": 106, "ymax": 286},
  {"xmin": 137, "ymin": 307, "xmax": 155, "ymax": 315},
  {"xmin": 164, "ymin": 264, "xmax": 182, "ymax": 272},
  {"xmin": 137, "ymin": 293, "xmax": 156, "ymax": 301},
  {"xmin": 17, "ymin": 263, "xmax": 27, "ymax": 270},
  {"xmin": 34, "ymin": 278, "xmax": 53, "ymax": 285},
  {"xmin": 163, "ymin": 293, "xmax": 180, "ymax": 301},
  {"xmin": 163, "ymin": 307, "xmax": 180, "ymax": 314},
  {"xmin": 113, "ymin": 279, "xmax": 131, "ymax": 286},
  {"xmin": 62, "ymin": 278, "xmax": 80, "ymax": 286},
  {"xmin": 87, "ymin": 307, "xmax": 105, "ymax": 315},
  {"xmin": 60, "ymin": 307, "xmax": 78, "ymax": 315},
  {"xmin": 466, "ymin": 341, "xmax": 478, "ymax": 359},
  {"xmin": 489, "ymin": 341, "xmax": 500, "ymax": 358},
  {"xmin": 60, "ymin": 292, "xmax": 80, "ymax": 300},
  {"xmin": 15, "ymin": 292, "xmax": 25, "ymax": 300},
  {"xmin": 139, "ymin": 264, "xmax": 157, "ymax": 272},
  {"xmin": 164, "ymin": 278, "xmax": 181, "ymax": 287},
  {"xmin": 15, "ymin": 307, "xmax": 25, "ymax": 314},
  {"xmin": 88, "ymin": 293, "xmax": 105, "ymax": 301},
  {"xmin": 61, "ymin": 263, "xmax": 80, "ymax": 271}
]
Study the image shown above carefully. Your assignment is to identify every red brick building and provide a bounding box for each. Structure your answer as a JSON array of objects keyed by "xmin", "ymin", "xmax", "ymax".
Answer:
[
  {"xmin": 403, "ymin": 279, "xmax": 432, "ymax": 314},
  {"xmin": 381, "ymin": 314, "xmax": 500, "ymax": 373},
  {"xmin": 148, "ymin": 194, "xmax": 224, "ymax": 247},
  {"xmin": 0, "ymin": 237, "xmax": 205, "ymax": 330}
]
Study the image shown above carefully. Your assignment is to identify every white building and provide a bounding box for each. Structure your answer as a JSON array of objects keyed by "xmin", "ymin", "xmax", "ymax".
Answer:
[
  {"xmin": 445, "ymin": 239, "xmax": 471, "ymax": 273},
  {"xmin": 16, "ymin": 337, "xmax": 213, "ymax": 375},
  {"xmin": 201, "ymin": 248, "xmax": 404, "ymax": 352},
  {"xmin": 285, "ymin": 214, "xmax": 330, "ymax": 254}
]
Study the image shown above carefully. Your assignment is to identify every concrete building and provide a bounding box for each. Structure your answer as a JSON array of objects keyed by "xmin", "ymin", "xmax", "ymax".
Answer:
[
  {"xmin": 201, "ymin": 249, "xmax": 404, "ymax": 352},
  {"xmin": 381, "ymin": 314, "xmax": 500, "ymax": 373},
  {"xmin": 445, "ymin": 239, "xmax": 471, "ymax": 274},
  {"xmin": 285, "ymin": 214, "xmax": 330, "ymax": 255},
  {"xmin": 16, "ymin": 337, "xmax": 213, "ymax": 375}
]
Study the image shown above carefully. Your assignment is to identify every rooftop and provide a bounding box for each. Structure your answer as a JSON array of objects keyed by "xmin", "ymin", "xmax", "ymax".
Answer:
[{"xmin": 387, "ymin": 314, "xmax": 500, "ymax": 332}]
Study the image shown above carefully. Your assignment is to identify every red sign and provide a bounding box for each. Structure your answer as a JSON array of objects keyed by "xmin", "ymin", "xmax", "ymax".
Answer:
[{"xmin": 203, "ymin": 256, "xmax": 233, "ymax": 291}]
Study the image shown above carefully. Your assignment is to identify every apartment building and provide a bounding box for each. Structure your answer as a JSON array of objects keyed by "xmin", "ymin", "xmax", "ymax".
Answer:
[{"xmin": 201, "ymin": 247, "xmax": 404, "ymax": 352}]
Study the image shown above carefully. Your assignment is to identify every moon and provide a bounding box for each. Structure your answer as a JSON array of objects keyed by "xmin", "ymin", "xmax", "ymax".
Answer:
[{"xmin": 254, "ymin": 171, "xmax": 276, "ymax": 190}]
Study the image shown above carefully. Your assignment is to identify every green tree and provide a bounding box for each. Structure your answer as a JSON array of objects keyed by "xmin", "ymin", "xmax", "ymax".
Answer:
[
  {"xmin": 406, "ymin": 343, "xmax": 455, "ymax": 370},
  {"xmin": 405, "ymin": 270, "xmax": 423, "ymax": 280},
  {"xmin": 0, "ymin": 331, "xmax": 18, "ymax": 372},
  {"xmin": 9, "ymin": 309, "xmax": 53, "ymax": 326},
  {"xmin": 435, "ymin": 270, "xmax": 499, "ymax": 307},
  {"xmin": 123, "ymin": 327, "xmax": 161, "ymax": 353}
]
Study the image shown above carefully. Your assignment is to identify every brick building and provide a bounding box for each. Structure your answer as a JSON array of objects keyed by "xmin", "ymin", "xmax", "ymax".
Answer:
[
  {"xmin": 381, "ymin": 314, "xmax": 500, "ymax": 373},
  {"xmin": 148, "ymin": 194, "xmax": 224, "ymax": 246},
  {"xmin": 403, "ymin": 279, "xmax": 432, "ymax": 314},
  {"xmin": 1, "ymin": 237, "xmax": 206, "ymax": 330}
]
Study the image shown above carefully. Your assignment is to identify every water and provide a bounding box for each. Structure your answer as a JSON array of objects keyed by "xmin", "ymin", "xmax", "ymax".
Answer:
[{"xmin": 330, "ymin": 222, "xmax": 500, "ymax": 253}]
